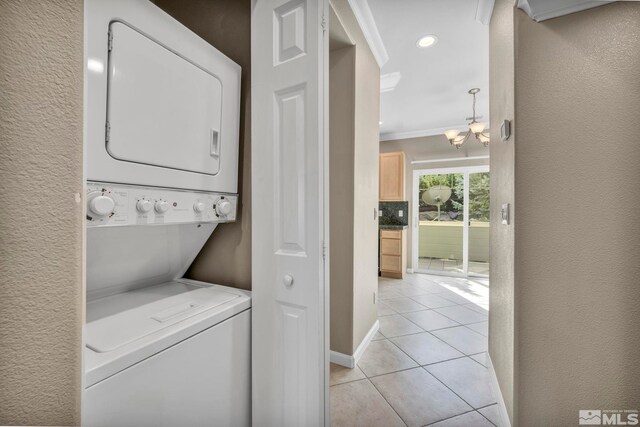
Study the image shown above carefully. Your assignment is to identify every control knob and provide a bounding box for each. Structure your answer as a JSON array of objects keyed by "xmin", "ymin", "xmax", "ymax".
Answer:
[
  {"xmin": 136, "ymin": 199, "xmax": 153, "ymax": 213},
  {"xmin": 89, "ymin": 195, "xmax": 115, "ymax": 217},
  {"xmin": 193, "ymin": 201, "xmax": 206, "ymax": 213},
  {"xmin": 215, "ymin": 199, "xmax": 232, "ymax": 216},
  {"xmin": 155, "ymin": 200, "xmax": 170, "ymax": 214}
]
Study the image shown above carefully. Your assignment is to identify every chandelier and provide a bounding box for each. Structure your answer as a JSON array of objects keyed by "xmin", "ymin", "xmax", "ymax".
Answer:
[{"xmin": 444, "ymin": 88, "xmax": 490, "ymax": 149}]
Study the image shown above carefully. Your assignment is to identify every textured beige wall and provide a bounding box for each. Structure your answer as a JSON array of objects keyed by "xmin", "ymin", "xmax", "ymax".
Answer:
[
  {"xmin": 329, "ymin": 45, "xmax": 356, "ymax": 355},
  {"xmin": 0, "ymin": 1, "xmax": 84, "ymax": 424},
  {"xmin": 380, "ymin": 135, "xmax": 489, "ymax": 270},
  {"xmin": 351, "ymin": 14, "xmax": 380, "ymax": 350},
  {"xmin": 513, "ymin": 3, "xmax": 640, "ymax": 425},
  {"xmin": 329, "ymin": 0, "xmax": 379, "ymax": 354},
  {"xmin": 153, "ymin": 0, "xmax": 252, "ymax": 291},
  {"xmin": 488, "ymin": 0, "xmax": 516, "ymax": 423}
]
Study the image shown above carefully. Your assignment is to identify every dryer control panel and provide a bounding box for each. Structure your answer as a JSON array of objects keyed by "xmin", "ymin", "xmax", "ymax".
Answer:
[{"xmin": 86, "ymin": 182, "xmax": 237, "ymax": 227}]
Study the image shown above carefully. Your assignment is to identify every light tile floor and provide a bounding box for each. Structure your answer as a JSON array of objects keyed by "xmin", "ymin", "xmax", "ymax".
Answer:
[
  {"xmin": 330, "ymin": 273, "xmax": 502, "ymax": 427},
  {"xmin": 418, "ymin": 257, "xmax": 490, "ymax": 276}
]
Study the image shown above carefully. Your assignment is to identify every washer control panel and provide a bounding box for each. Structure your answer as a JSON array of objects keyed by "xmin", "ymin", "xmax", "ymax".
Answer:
[{"xmin": 86, "ymin": 182, "xmax": 238, "ymax": 227}]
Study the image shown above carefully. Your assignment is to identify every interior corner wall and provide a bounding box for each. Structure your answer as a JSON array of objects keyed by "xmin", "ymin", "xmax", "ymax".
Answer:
[
  {"xmin": 513, "ymin": 3, "xmax": 640, "ymax": 425},
  {"xmin": 380, "ymin": 136, "xmax": 490, "ymax": 271},
  {"xmin": 329, "ymin": 45, "xmax": 356, "ymax": 355},
  {"xmin": 488, "ymin": 0, "xmax": 516, "ymax": 424},
  {"xmin": 153, "ymin": 0, "xmax": 252, "ymax": 291},
  {"xmin": 330, "ymin": 0, "xmax": 380, "ymax": 355},
  {"xmin": 0, "ymin": 1, "xmax": 84, "ymax": 424},
  {"xmin": 351, "ymin": 25, "xmax": 380, "ymax": 351}
]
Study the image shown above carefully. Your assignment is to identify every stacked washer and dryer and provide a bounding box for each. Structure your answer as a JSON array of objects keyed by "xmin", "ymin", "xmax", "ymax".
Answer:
[{"xmin": 84, "ymin": 1, "xmax": 250, "ymax": 426}]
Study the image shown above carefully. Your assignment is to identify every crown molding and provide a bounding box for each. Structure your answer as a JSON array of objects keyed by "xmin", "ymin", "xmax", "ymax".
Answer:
[
  {"xmin": 517, "ymin": 0, "xmax": 613, "ymax": 22},
  {"xmin": 476, "ymin": 0, "xmax": 495, "ymax": 25},
  {"xmin": 347, "ymin": 0, "xmax": 389, "ymax": 68},
  {"xmin": 379, "ymin": 125, "xmax": 469, "ymax": 142}
]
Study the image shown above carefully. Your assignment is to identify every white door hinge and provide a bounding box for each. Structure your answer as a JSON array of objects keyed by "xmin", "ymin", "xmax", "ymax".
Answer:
[
  {"xmin": 322, "ymin": 241, "xmax": 326, "ymax": 260},
  {"xmin": 107, "ymin": 30, "xmax": 113, "ymax": 52},
  {"xmin": 105, "ymin": 121, "xmax": 110, "ymax": 143},
  {"xmin": 321, "ymin": 15, "xmax": 326, "ymax": 33}
]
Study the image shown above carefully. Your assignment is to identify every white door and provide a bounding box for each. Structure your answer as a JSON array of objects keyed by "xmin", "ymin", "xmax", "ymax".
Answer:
[{"xmin": 251, "ymin": 0, "xmax": 329, "ymax": 426}]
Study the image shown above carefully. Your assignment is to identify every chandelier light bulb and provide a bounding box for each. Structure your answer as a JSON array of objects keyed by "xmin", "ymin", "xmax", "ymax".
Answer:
[
  {"xmin": 469, "ymin": 122, "xmax": 486, "ymax": 134},
  {"xmin": 444, "ymin": 129, "xmax": 461, "ymax": 141}
]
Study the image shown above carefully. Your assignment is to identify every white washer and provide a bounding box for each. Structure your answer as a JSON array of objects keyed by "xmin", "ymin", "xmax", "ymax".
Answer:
[{"xmin": 84, "ymin": 1, "xmax": 247, "ymax": 426}]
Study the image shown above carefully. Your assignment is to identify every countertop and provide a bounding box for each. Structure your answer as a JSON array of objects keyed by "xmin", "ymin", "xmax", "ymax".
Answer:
[{"xmin": 379, "ymin": 224, "xmax": 408, "ymax": 230}]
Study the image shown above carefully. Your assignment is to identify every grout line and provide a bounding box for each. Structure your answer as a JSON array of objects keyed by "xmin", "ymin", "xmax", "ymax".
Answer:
[
  {"xmin": 475, "ymin": 404, "xmax": 499, "ymax": 426},
  {"xmin": 420, "ymin": 409, "xmax": 478, "ymax": 426},
  {"xmin": 420, "ymin": 366, "xmax": 482, "ymax": 414},
  {"xmin": 365, "ymin": 375, "xmax": 409, "ymax": 427}
]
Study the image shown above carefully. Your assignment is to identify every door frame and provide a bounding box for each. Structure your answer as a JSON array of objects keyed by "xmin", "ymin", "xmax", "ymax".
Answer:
[{"xmin": 412, "ymin": 165, "xmax": 490, "ymax": 278}]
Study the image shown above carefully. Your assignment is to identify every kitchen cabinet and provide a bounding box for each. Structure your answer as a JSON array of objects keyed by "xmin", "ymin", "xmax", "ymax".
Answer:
[
  {"xmin": 380, "ymin": 228, "xmax": 407, "ymax": 279},
  {"xmin": 379, "ymin": 152, "xmax": 405, "ymax": 201}
]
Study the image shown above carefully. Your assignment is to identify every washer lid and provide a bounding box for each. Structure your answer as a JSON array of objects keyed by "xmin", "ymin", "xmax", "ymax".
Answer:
[
  {"xmin": 107, "ymin": 21, "xmax": 223, "ymax": 176},
  {"xmin": 86, "ymin": 283, "xmax": 239, "ymax": 353}
]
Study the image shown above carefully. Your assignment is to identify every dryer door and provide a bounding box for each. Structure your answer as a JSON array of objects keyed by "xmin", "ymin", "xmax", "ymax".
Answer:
[{"xmin": 107, "ymin": 22, "xmax": 223, "ymax": 176}]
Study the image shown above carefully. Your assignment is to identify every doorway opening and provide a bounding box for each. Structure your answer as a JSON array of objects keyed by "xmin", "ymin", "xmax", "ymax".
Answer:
[{"xmin": 412, "ymin": 166, "xmax": 490, "ymax": 278}]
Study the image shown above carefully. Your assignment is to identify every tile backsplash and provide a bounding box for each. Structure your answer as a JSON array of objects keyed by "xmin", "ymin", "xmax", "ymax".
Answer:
[{"xmin": 379, "ymin": 201, "xmax": 409, "ymax": 227}]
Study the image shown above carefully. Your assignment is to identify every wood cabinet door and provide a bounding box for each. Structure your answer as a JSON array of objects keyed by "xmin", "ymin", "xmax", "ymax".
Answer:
[{"xmin": 379, "ymin": 152, "xmax": 405, "ymax": 201}]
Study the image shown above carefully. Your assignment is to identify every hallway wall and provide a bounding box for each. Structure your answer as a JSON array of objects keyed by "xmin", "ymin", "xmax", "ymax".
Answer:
[
  {"xmin": 513, "ymin": 3, "xmax": 640, "ymax": 425},
  {"xmin": 329, "ymin": 0, "xmax": 380, "ymax": 356},
  {"xmin": 329, "ymin": 45, "xmax": 356, "ymax": 355},
  {"xmin": 0, "ymin": 1, "xmax": 84, "ymax": 424},
  {"xmin": 490, "ymin": 2, "xmax": 640, "ymax": 425},
  {"xmin": 488, "ymin": 0, "xmax": 516, "ymax": 423}
]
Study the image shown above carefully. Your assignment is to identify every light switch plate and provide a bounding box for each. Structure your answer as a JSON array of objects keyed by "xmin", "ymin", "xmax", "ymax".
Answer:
[
  {"xmin": 501, "ymin": 203, "xmax": 510, "ymax": 225},
  {"xmin": 501, "ymin": 120, "xmax": 511, "ymax": 142},
  {"xmin": 398, "ymin": 210, "xmax": 404, "ymax": 217}
]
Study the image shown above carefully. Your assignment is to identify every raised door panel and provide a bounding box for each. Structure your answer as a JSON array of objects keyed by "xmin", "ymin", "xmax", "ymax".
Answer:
[
  {"xmin": 381, "ymin": 255, "xmax": 401, "ymax": 272},
  {"xmin": 380, "ymin": 229, "xmax": 401, "ymax": 239},
  {"xmin": 381, "ymin": 238, "xmax": 401, "ymax": 256}
]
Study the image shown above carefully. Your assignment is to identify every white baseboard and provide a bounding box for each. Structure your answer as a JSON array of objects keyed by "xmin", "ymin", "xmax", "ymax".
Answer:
[
  {"xmin": 329, "ymin": 350, "xmax": 355, "ymax": 368},
  {"xmin": 406, "ymin": 268, "xmax": 414, "ymax": 274},
  {"xmin": 486, "ymin": 353, "xmax": 512, "ymax": 427},
  {"xmin": 330, "ymin": 320, "xmax": 379, "ymax": 369}
]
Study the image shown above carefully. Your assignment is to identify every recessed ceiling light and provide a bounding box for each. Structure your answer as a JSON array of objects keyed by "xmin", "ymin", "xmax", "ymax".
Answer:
[
  {"xmin": 416, "ymin": 35, "xmax": 438, "ymax": 48},
  {"xmin": 379, "ymin": 121, "xmax": 383, "ymax": 125}
]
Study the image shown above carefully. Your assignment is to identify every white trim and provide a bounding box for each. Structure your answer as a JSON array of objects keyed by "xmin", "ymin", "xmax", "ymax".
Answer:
[
  {"xmin": 346, "ymin": 0, "xmax": 388, "ymax": 68},
  {"xmin": 406, "ymin": 268, "xmax": 414, "ymax": 274},
  {"xmin": 517, "ymin": 0, "xmax": 613, "ymax": 22},
  {"xmin": 329, "ymin": 319, "xmax": 379, "ymax": 368},
  {"xmin": 462, "ymin": 172, "xmax": 470, "ymax": 275},
  {"xmin": 329, "ymin": 350, "xmax": 355, "ymax": 368},
  {"xmin": 476, "ymin": 0, "xmax": 495, "ymax": 25},
  {"xmin": 486, "ymin": 353, "xmax": 513, "ymax": 427},
  {"xmin": 411, "ymin": 155, "xmax": 490, "ymax": 165},
  {"xmin": 380, "ymin": 125, "xmax": 468, "ymax": 142}
]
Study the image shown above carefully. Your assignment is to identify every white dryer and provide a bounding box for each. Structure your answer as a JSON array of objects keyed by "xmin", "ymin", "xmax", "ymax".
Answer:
[
  {"xmin": 86, "ymin": 0, "xmax": 240, "ymax": 192},
  {"xmin": 83, "ymin": 1, "xmax": 248, "ymax": 426}
]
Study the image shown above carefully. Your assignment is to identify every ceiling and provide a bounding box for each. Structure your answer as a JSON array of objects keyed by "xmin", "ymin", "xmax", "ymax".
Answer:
[{"xmin": 367, "ymin": 0, "xmax": 490, "ymax": 141}]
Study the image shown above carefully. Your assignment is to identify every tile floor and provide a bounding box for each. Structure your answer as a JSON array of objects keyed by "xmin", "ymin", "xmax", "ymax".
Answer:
[
  {"xmin": 330, "ymin": 273, "xmax": 501, "ymax": 427},
  {"xmin": 418, "ymin": 257, "xmax": 490, "ymax": 276}
]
